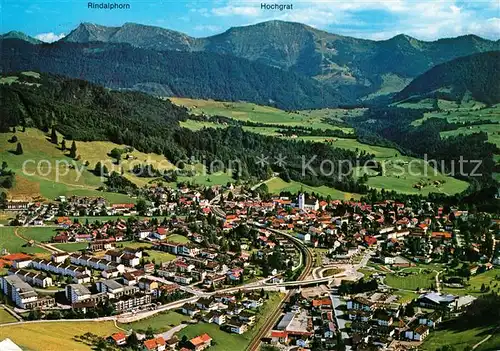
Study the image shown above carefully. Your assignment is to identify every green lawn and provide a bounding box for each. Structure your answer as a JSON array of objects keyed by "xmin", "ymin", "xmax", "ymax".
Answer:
[
  {"xmin": 176, "ymin": 293, "xmax": 283, "ymax": 351},
  {"xmin": 53, "ymin": 242, "xmax": 89, "ymax": 252},
  {"xmin": 0, "ymin": 308, "xmax": 17, "ymax": 325},
  {"xmin": 0, "ymin": 128, "xmax": 148, "ymax": 203},
  {"xmin": 292, "ymin": 136, "xmax": 398, "ymax": 158},
  {"xmin": 412, "ymin": 103, "xmax": 498, "ymax": 126},
  {"xmin": 143, "ymin": 250, "xmax": 176, "ymax": 264},
  {"xmin": 0, "ymin": 227, "xmax": 49, "ymax": 255},
  {"xmin": 166, "ymin": 234, "xmax": 190, "ymax": 244},
  {"xmin": 385, "ymin": 270, "xmax": 437, "ymax": 291},
  {"xmin": 421, "ymin": 325, "xmax": 497, "ymax": 351},
  {"xmin": 118, "ymin": 311, "xmax": 189, "ymax": 334},
  {"xmin": 394, "ymin": 290, "xmax": 419, "ymax": 304}
]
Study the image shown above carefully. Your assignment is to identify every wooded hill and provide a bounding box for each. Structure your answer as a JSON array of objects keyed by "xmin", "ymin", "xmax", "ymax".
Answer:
[
  {"xmin": 395, "ymin": 51, "xmax": 500, "ymax": 105},
  {"xmin": 0, "ymin": 39, "xmax": 345, "ymax": 110},
  {"xmin": 0, "ymin": 72, "xmax": 371, "ymax": 193}
]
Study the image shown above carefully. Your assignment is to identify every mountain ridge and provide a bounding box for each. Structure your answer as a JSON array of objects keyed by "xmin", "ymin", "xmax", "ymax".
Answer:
[
  {"xmin": 58, "ymin": 20, "xmax": 500, "ymax": 95},
  {"xmin": 394, "ymin": 51, "xmax": 500, "ymax": 105},
  {"xmin": 0, "ymin": 31, "xmax": 42, "ymax": 44}
]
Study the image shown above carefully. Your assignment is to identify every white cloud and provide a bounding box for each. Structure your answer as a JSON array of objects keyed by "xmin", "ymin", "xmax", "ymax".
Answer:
[
  {"xmin": 194, "ymin": 25, "xmax": 223, "ymax": 33},
  {"xmin": 35, "ymin": 32, "xmax": 65, "ymax": 42},
  {"xmin": 212, "ymin": 6, "xmax": 260, "ymax": 17},
  {"xmin": 204, "ymin": 0, "xmax": 499, "ymax": 40}
]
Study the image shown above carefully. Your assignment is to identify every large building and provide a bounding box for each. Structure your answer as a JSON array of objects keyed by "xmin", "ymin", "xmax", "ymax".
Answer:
[
  {"xmin": 65, "ymin": 284, "xmax": 91, "ymax": 304},
  {"xmin": 0, "ymin": 275, "xmax": 54, "ymax": 309}
]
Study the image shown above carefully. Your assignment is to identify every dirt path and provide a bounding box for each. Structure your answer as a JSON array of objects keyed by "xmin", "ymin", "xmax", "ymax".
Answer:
[{"xmin": 14, "ymin": 227, "xmax": 60, "ymax": 254}]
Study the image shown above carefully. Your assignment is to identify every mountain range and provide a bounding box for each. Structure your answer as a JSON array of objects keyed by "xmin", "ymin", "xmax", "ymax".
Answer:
[
  {"xmin": 62, "ymin": 21, "xmax": 499, "ymax": 90},
  {"xmin": 1, "ymin": 20, "xmax": 499, "ymax": 107}
]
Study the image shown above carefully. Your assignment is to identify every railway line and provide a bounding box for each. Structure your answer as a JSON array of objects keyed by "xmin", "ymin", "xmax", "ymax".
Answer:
[{"xmin": 246, "ymin": 227, "xmax": 314, "ymax": 351}]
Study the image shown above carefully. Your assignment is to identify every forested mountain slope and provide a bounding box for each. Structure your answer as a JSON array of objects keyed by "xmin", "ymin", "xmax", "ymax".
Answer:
[
  {"xmin": 394, "ymin": 51, "xmax": 500, "ymax": 105},
  {"xmin": 0, "ymin": 72, "xmax": 370, "ymax": 193},
  {"xmin": 0, "ymin": 39, "xmax": 344, "ymax": 109}
]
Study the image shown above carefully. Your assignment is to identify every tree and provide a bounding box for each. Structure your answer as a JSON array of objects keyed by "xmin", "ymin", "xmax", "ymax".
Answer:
[
  {"xmin": 94, "ymin": 162, "xmax": 109, "ymax": 176},
  {"xmin": 127, "ymin": 332, "xmax": 139, "ymax": 348},
  {"xmin": 145, "ymin": 326, "xmax": 155, "ymax": 340},
  {"xmin": 0, "ymin": 192, "xmax": 7, "ymax": 208},
  {"xmin": 1, "ymin": 161, "xmax": 7, "ymax": 170},
  {"xmin": 50, "ymin": 126, "xmax": 58, "ymax": 144},
  {"xmin": 15, "ymin": 142, "xmax": 23, "ymax": 155},
  {"xmin": 136, "ymin": 199, "xmax": 147, "ymax": 215},
  {"xmin": 69, "ymin": 141, "xmax": 77, "ymax": 158}
]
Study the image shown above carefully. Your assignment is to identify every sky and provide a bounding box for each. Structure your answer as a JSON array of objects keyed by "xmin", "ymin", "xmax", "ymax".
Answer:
[{"xmin": 1, "ymin": 0, "xmax": 499, "ymax": 42}]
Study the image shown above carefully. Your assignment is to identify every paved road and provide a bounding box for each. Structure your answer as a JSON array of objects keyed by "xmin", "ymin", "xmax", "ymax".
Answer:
[
  {"xmin": 331, "ymin": 293, "xmax": 352, "ymax": 351},
  {"xmin": 158, "ymin": 323, "xmax": 188, "ymax": 340}
]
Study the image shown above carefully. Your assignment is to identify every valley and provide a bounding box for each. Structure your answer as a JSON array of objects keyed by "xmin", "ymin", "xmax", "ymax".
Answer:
[
  {"xmin": 175, "ymin": 98, "xmax": 471, "ymax": 196},
  {"xmin": 0, "ymin": 13, "xmax": 499, "ymax": 351}
]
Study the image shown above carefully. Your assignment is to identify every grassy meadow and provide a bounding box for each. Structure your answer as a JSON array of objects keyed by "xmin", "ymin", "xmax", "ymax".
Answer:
[
  {"xmin": 264, "ymin": 177, "xmax": 361, "ymax": 200},
  {"xmin": 118, "ymin": 311, "xmax": 188, "ymax": 334},
  {"xmin": 171, "ymin": 97, "xmax": 354, "ymax": 133},
  {"xmin": 0, "ymin": 321, "xmax": 121, "ymax": 351}
]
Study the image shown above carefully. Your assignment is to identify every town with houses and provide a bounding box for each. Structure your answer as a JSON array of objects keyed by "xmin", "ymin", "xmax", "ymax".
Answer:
[{"xmin": 0, "ymin": 184, "xmax": 499, "ymax": 351}]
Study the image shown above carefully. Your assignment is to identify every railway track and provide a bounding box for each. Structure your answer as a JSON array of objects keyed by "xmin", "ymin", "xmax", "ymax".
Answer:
[{"xmin": 246, "ymin": 228, "xmax": 314, "ymax": 351}]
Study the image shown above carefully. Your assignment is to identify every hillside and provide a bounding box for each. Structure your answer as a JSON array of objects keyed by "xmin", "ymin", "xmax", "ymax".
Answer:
[
  {"xmin": 0, "ymin": 72, "xmax": 371, "ymax": 194},
  {"xmin": 60, "ymin": 20, "xmax": 500, "ymax": 98},
  {"xmin": 395, "ymin": 51, "xmax": 500, "ymax": 105},
  {"xmin": 0, "ymin": 39, "xmax": 344, "ymax": 109}
]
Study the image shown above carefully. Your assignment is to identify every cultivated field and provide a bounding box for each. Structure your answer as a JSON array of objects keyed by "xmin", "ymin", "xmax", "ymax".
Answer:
[{"xmin": 0, "ymin": 321, "xmax": 121, "ymax": 351}]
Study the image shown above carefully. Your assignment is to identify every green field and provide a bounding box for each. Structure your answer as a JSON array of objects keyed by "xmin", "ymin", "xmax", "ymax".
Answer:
[
  {"xmin": 176, "ymin": 293, "xmax": 283, "ymax": 351},
  {"xmin": 421, "ymin": 325, "xmax": 498, "ymax": 351},
  {"xmin": 288, "ymin": 138, "xmax": 469, "ymax": 195},
  {"xmin": 166, "ymin": 234, "xmax": 190, "ymax": 244},
  {"xmin": 53, "ymin": 242, "xmax": 89, "ymax": 252},
  {"xmin": 0, "ymin": 320, "xmax": 121, "ymax": 351},
  {"xmin": 264, "ymin": 177, "xmax": 360, "ymax": 200},
  {"xmin": 411, "ymin": 103, "xmax": 498, "ymax": 126},
  {"xmin": 19, "ymin": 227, "xmax": 58, "ymax": 242},
  {"xmin": 0, "ymin": 227, "xmax": 49, "ymax": 255},
  {"xmin": 174, "ymin": 99, "xmax": 470, "ymax": 196},
  {"xmin": 0, "ymin": 308, "xmax": 17, "ymax": 325},
  {"xmin": 385, "ymin": 270, "xmax": 437, "ymax": 291},
  {"xmin": 118, "ymin": 311, "xmax": 188, "ymax": 334},
  {"xmin": 171, "ymin": 97, "xmax": 354, "ymax": 133},
  {"xmin": 0, "ymin": 128, "xmax": 137, "ymax": 203},
  {"xmin": 411, "ymin": 103, "xmax": 500, "ymax": 149},
  {"xmin": 441, "ymin": 124, "xmax": 500, "ymax": 148},
  {"xmin": 112, "ymin": 241, "xmax": 177, "ymax": 264},
  {"xmin": 442, "ymin": 269, "xmax": 500, "ymax": 296}
]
